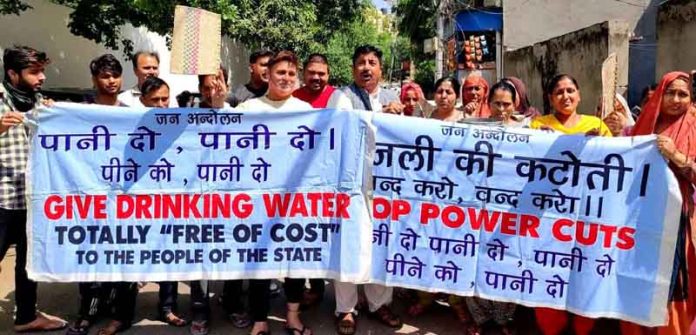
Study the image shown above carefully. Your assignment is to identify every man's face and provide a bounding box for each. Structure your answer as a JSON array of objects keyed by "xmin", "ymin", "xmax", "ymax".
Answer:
[
  {"xmin": 250, "ymin": 56, "xmax": 271, "ymax": 84},
  {"xmin": 140, "ymin": 85, "xmax": 170, "ymax": 108},
  {"xmin": 134, "ymin": 55, "xmax": 159, "ymax": 87},
  {"xmin": 268, "ymin": 61, "xmax": 298, "ymax": 100},
  {"xmin": 93, "ymin": 71, "xmax": 122, "ymax": 96},
  {"xmin": 303, "ymin": 62, "xmax": 329, "ymax": 93},
  {"xmin": 199, "ymin": 75, "xmax": 216, "ymax": 104},
  {"xmin": 352, "ymin": 52, "xmax": 381, "ymax": 92},
  {"xmin": 9, "ymin": 65, "xmax": 47, "ymax": 92}
]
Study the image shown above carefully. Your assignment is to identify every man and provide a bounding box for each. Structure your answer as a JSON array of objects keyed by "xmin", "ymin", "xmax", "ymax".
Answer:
[
  {"xmin": 190, "ymin": 68, "xmax": 229, "ymax": 335},
  {"xmin": 293, "ymin": 53, "xmax": 351, "ymax": 109},
  {"xmin": 67, "ymin": 54, "xmax": 137, "ymax": 335},
  {"xmin": 237, "ymin": 50, "xmax": 313, "ymax": 335},
  {"xmin": 342, "ymin": 45, "xmax": 403, "ymax": 115},
  {"xmin": 0, "ymin": 45, "xmax": 67, "ymax": 333},
  {"xmin": 227, "ymin": 50, "xmax": 273, "ymax": 107},
  {"xmin": 137, "ymin": 76, "xmax": 187, "ymax": 328},
  {"xmin": 118, "ymin": 51, "xmax": 175, "ymax": 107},
  {"xmin": 335, "ymin": 45, "xmax": 403, "ymax": 335}
]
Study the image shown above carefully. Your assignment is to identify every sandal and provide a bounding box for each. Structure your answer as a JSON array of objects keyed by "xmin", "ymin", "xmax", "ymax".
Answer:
[
  {"xmin": 229, "ymin": 312, "xmax": 252, "ymax": 328},
  {"xmin": 335, "ymin": 313, "xmax": 356, "ymax": 335},
  {"xmin": 370, "ymin": 305, "xmax": 402, "ymax": 328},
  {"xmin": 14, "ymin": 312, "xmax": 67, "ymax": 333},
  {"xmin": 96, "ymin": 320, "xmax": 130, "ymax": 335},
  {"xmin": 65, "ymin": 318, "xmax": 91, "ymax": 335},
  {"xmin": 285, "ymin": 325, "xmax": 312, "ymax": 335},
  {"xmin": 161, "ymin": 311, "xmax": 187, "ymax": 327},
  {"xmin": 190, "ymin": 320, "xmax": 209, "ymax": 335}
]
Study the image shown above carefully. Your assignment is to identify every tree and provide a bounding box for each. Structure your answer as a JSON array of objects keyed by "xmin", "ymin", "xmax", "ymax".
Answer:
[
  {"xmin": 1, "ymin": 0, "xmax": 364, "ymax": 58},
  {"xmin": 320, "ymin": 5, "xmax": 398, "ymax": 86},
  {"xmin": 0, "ymin": 0, "xmax": 30, "ymax": 15},
  {"xmin": 394, "ymin": 0, "xmax": 438, "ymax": 92}
]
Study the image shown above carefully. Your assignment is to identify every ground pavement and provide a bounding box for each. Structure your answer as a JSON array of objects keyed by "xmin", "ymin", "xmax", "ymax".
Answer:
[{"xmin": 1, "ymin": 246, "xmax": 623, "ymax": 335}]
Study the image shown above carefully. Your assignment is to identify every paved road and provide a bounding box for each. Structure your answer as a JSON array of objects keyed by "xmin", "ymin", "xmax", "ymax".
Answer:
[{"xmin": 1, "ymin": 246, "xmax": 623, "ymax": 334}]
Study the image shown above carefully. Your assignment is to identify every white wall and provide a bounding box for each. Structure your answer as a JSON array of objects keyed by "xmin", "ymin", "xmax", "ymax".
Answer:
[{"xmin": 0, "ymin": 0, "xmax": 250, "ymax": 96}]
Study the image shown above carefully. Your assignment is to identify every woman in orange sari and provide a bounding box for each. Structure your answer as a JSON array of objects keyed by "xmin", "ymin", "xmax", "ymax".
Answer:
[
  {"xmin": 621, "ymin": 71, "xmax": 696, "ymax": 335},
  {"xmin": 461, "ymin": 73, "xmax": 491, "ymax": 118}
]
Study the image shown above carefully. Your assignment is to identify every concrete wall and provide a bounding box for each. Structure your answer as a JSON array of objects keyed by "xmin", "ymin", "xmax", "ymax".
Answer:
[
  {"xmin": 503, "ymin": 0, "xmax": 660, "ymax": 106},
  {"xmin": 0, "ymin": 0, "xmax": 250, "ymax": 96},
  {"xmin": 655, "ymin": 0, "xmax": 696, "ymax": 79},
  {"xmin": 504, "ymin": 20, "xmax": 630, "ymax": 115}
]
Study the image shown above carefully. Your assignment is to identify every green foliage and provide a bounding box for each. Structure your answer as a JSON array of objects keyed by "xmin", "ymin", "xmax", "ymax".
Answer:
[
  {"xmin": 318, "ymin": 6, "xmax": 398, "ymax": 86},
  {"xmin": 1, "ymin": 0, "xmax": 364, "ymax": 58},
  {"xmin": 0, "ymin": 0, "xmax": 31, "ymax": 15},
  {"xmin": 414, "ymin": 59, "xmax": 435, "ymax": 95}
]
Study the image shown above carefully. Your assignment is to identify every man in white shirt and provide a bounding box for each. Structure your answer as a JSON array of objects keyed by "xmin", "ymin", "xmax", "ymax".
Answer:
[
  {"xmin": 335, "ymin": 45, "xmax": 403, "ymax": 335},
  {"xmin": 118, "ymin": 51, "xmax": 175, "ymax": 108}
]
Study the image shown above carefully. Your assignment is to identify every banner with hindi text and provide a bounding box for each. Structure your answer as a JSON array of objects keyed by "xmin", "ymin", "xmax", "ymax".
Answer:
[
  {"xmin": 368, "ymin": 113, "xmax": 681, "ymax": 327},
  {"xmin": 27, "ymin": 103, "xmax": 373, "ymax": 283}
]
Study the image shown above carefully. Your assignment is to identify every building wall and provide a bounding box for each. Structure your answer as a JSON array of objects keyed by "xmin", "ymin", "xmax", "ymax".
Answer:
[
  {"xmin": 504, "ymin": 21, "xmax": 630, "ymax": 115},
  {"xmin": 503, "ymin": 0, "xmax": 660, "ymax": 106},
  {"xmin": 0, "ymin": 0, "xmax": 249, "ymax": 97},
  {"xmin": 655, "ymin": 0, "xmax": 696, "ymax": 79}
]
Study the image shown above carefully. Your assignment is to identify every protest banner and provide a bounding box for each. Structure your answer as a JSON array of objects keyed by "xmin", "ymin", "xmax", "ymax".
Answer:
[
  {"xmin": 26, "ymin": 103, "xmax": 373, "ymax": 283},
  {"xmin": 368, "ymin": 113, "xmax": 681, "ymax": 327}
]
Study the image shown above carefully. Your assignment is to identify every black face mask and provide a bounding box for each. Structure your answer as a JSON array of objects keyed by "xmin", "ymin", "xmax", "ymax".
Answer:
[{"xmin": 3, "ymin": 78, "xmax": 38, "ymax": 112}]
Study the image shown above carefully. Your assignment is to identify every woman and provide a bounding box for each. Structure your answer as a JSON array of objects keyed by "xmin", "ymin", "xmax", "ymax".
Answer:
[
  {"xmin": 400, "ymin": 82, "xmax": 431, "ymax": 117},
  {"xmin": 502, "ymin": 76, "xmax": 541, "ymax": 119},
  {"xmin": 458, "ymin": 80, "xmax": 523, "ymax": 335},
  {"xmin": 621, "ymin": 71, "xmax": 696, "ymax": 335},
  {"xmin": 430, "ymin": 76, "xmax": 464, "ymax": 121},
  {"xmin": 489, "ymin": 80, "xmax": 529, "ymax": 127},
  {"xmin": 237, "ymin": 50, "xmax": 314, "ymax": 335},
  {"xmin": 529, "ymin": 74, "xmax": 611, "ymax": 335},
  {"xmin": 594, "ymin": 93, "xmax": 636, "ymax": 136},
  {"xmin": 407, "ymin": 77, "xmax": 474, "ymax": 329},
  {"xmin": 461, "ymin": 73, "xmax": 491, "ymax": 118},
  {"xmin": 530, "ymin": 74, "xmax": 612, "ymax": 137}
]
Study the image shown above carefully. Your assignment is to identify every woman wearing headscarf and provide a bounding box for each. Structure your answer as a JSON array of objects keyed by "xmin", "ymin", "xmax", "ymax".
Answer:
[
  {"xmin": 594, "ymin": 93, "xmax": 636, "ymax": 136},
  {"xmin": 621, "ymin": 71, "xmax": 696, "ymax": 335},
  {"xmin": 461, "ymin": 73, "xmax": 491, "ymax": 118},
  {"xmin": 502, "ymin": 76, "xmax": 541, "ymax": 119},
  {"xmin": 400, "ymin": 82, "xmax": 431, "ymax": 117}
]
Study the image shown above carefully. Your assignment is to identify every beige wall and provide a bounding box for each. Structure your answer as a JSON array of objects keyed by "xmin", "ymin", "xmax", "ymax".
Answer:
[
  {"xmin": 655, "ymin": 1, "xmax": 696, "ymax": 79},
  {"xmin": 504, "ymin": 21, "xmax": 630, "ymax": 115},
  {"xmin": 0, "ymin": 0, "xmax": 249, "ymax": 96},
  {"xmin": 503, "ymin": 0, "xmax": 648, "ymax": 51}
]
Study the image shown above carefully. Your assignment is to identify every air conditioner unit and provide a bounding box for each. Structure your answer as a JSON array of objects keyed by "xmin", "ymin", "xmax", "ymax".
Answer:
[
  {"xmin": 483, "ymin": 0, "xmax": 501, "ymax": 7},
  {"xmin": 423, "ymin": 38, "xmax": 439, "ymax": 54}
]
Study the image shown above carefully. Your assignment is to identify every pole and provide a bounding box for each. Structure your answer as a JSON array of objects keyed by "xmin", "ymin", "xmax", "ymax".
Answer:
[{"xmin": 435, "ymin": 0, "xmax": 445, "ymax": 80}]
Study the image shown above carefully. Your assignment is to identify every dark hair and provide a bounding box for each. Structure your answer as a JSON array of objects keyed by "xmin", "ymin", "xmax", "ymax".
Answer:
[
  {"xmin": 89, "ymin": 54, "xmax": 123, "ymax": 77},
  {"xmin": 545, "ymin": 74, "xmax": 579, "ymax": 95},
  {"xmin": 140, "ymin": 76, "xmax": 169, "ymax": 96},
  {"xmin": 303, "ymin": 53, "xmax": 329, "ymax": 71},
  {"xmin": 249, "ymin": 50, "xmax": 274, "ymax": 64},
  {"xmin": 489, "ymin": 81, "xmax": 517, "ymax": 104},
  {"xmin": 640, "ymin": 83, "xmax": 658, "ymax": 102},
  {"xmin": 434, "ymin": 76, "xmax": 461, "ymax": 98},
  {"xmin": 352, "ymin": 45, "xmax": 382, "ymax": 66},
  {"xmin": 3, "ymin": 45, "xmax": 50, "ymax": 79},
  {"xmin": 198, "ymin": 66, "xmax": 228, "ymax": 87},
  {"xmin": 268, "ymin": 50, "xmax": 299, "ymax": 69},
  {"xmin": 131, "ymin": 51, "xmax": 159, "ymax": 69}
]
